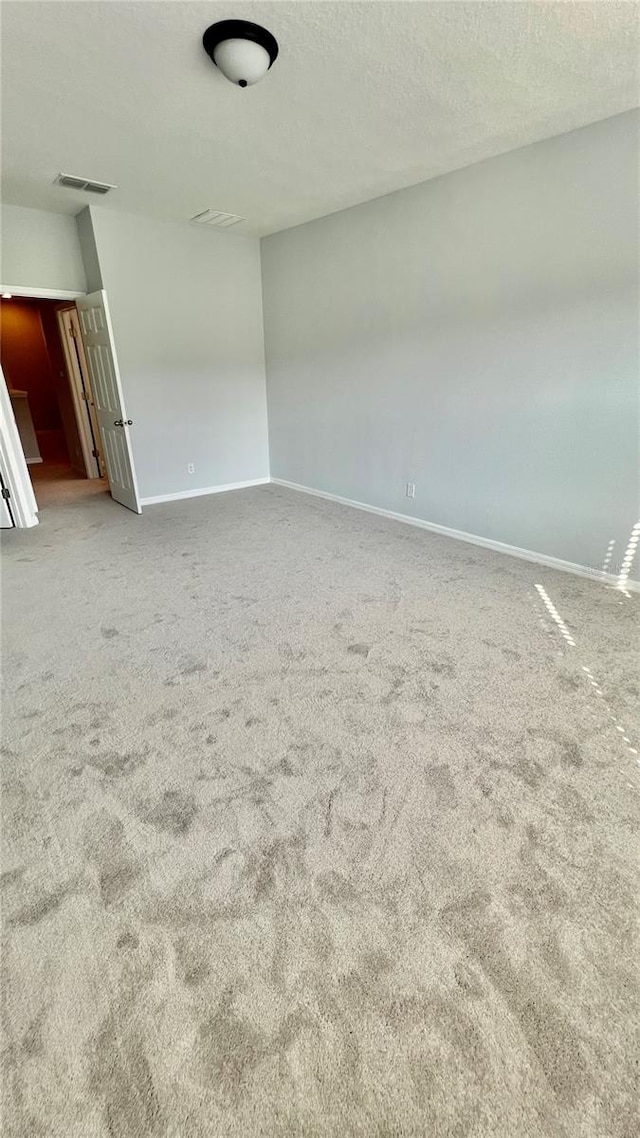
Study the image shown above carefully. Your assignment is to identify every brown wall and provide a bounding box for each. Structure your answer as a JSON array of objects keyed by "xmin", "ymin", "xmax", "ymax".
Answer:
[
  {"xmin": 0, "ymin": 297, "xmax": 87, "ymax": 475},
  {"xmin": 0, "ymin": 299, "xmax": 61, "ymax": 430}
]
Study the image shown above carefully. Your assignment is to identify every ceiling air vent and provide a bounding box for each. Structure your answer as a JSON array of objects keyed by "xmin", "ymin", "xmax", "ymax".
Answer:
[
  {"xmin": 189, "ymin": 209, "xmax": 245, "ymax": 229},
  {"xmin": 55, "ymin": 173, "xmax": 117, "ymax": 195}
]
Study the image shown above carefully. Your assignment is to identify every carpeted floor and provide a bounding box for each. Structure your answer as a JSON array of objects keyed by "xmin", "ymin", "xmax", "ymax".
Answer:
[
  {"xmin": 30, "ymin": 455, "xmax": 110, "ymax": 510},
  {"xmin": 1, "ymin": 483, "xmax": 638, "ymax": 1137}
]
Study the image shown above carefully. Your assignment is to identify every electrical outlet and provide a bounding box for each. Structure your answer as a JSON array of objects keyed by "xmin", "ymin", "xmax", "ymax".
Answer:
[
  {"xmin": 187, "ymin": 463, "xmax": 195, "ymax": 475},
  {"xmin": 406, "ymin": 482, "xmax": 416, "ymax": 499}
]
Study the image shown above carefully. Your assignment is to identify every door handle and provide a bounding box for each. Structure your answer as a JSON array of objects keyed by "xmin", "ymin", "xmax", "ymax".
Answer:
[{"xmin": 114, "ymin": 419, "xmax": 133, "ymax": 427}]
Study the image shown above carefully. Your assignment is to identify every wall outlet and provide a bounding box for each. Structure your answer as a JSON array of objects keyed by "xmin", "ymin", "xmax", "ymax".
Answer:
[
  {"xmin": 187, "ymin": 463, "xmax": 195, "ymax": 475},
  {"xmin": 406, "ymin": 482, "xmax": 416, "ymax": 499}
]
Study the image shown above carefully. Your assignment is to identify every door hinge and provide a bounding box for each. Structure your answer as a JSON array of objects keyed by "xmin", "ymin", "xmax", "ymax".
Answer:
[
  {"xmin": 92, "ymin": 449, "xmax": 99, "ymax": 459},
  {"xmin": 69, "ymin": 323, "xmax": 78, "ymax": 338},
  {"xmin": 1, "ymin": 487, "xmax": 10, "ymax": 500}
]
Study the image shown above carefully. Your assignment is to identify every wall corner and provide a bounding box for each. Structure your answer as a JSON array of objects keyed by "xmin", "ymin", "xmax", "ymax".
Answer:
[{"xmin": 75, "ymin": 206, "xmax": 103, "ymax": 292}]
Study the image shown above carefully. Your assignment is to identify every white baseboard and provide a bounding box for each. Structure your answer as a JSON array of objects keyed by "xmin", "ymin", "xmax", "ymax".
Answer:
[
  {"xmin": 271, "ymin": 478, "xmax": 640, "ymax": 593},
  {"xmin": 140, "ymin": 477, "xmax": 270, "ymax": 507}
]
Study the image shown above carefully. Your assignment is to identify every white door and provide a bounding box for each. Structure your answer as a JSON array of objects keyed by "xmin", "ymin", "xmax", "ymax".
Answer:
[
  {"xmin": 0, "ymin": 365, "xmax": 38, "ymax": 528},
  {"xmin": 75, "ymin": 290, "xmax": 141, "ymax": 514},
  {"xmin": 57, "ymin": 306, "xmax": 102, "ymax": 478},
  {"xmin": 67, "ymin": 308, "xmax": 107, "ymax": 479}
]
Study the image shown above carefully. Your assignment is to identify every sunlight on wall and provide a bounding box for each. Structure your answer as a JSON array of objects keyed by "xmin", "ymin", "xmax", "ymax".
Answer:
[
  {"xmin": 601, "ymin": 539, "xmax": 616, "ymax": 575},
  {"xmin": 616, "ymin": 521, "xmax": 640, "ymax": 597}
]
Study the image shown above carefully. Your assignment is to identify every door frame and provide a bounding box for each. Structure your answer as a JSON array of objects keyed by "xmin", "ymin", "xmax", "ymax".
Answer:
[
  {"xmin": 0, "ymin": 285, "xmax": 87, "ymax": 527},
  {"xmin": 0, "ymin": 286, "xmax": 82, "ymax": 301},
  {"xmin": 0, "ymin": 364, "xmax": 39, "ymax": 527},
  {"xmin": 0, "ymin": 283, "xmax": 143, "ymax": 524}
]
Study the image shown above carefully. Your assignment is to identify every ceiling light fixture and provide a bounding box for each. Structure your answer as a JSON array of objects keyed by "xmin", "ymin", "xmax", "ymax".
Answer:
[
  {"xmin": 202, "ymin": 19, "xmax": 278, "ymax": 88},
  {"xmin": 1, "ymin": 292, "xmax": 12, "ymax": 299}
]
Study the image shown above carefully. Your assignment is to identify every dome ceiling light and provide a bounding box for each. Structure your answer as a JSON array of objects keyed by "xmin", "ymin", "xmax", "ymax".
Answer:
[{"xmin": 202, "ymin": 19, "xmax": 279, "ymax": 88}]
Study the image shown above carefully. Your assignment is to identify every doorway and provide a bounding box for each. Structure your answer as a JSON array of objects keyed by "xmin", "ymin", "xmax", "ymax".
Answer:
[
  {"xmin": 0, "ymin": 295, "xmax": 107, "ymax": 509},
  {"xmin": 0, "ymin": 287, "xmax": 141, "ymax": 522}
]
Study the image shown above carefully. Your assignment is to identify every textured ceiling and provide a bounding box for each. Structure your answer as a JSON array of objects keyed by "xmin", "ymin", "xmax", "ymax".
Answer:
[{"xmin": 2, "ymin": 1, "xmax": 638, "ymax": 236}]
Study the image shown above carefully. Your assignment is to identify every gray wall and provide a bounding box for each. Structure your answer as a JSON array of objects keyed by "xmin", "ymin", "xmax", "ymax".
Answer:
[
  {"xmin": 83, "ymin": 207, "xmax": 269, "ymax": 500},
  {"xmin": 75, "ymin": 207, "xmax": 103, "ymax": 293},
  {"xmin": 262, "ymin": 111, "xmax": 640, "ymax": 572},
  {"xmin": 1, "ymin": 204, "xmax": 87, "ymax": 292}
]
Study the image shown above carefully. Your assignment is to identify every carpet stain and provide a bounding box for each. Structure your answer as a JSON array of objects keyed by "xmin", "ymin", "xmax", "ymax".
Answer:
[
  {"xmin": 9, "ymin": 882, "xmax": 76, "ymax": 927},
  {"xmin": 324, "ymin": 788, "xmax": 336, "ymax": 837},
  {"xmin": 21, "ymin": 1008, "xmax": 47, "ymax": 1057},
  {"xmin": 144, "ymin": 789, "xmax": 198, "ymax": 835},
  {"xmin": 0, "ymin": 867, "xmax": 25, "ymax": 888},
  {"xmin": 86, "ymin": 750, "xmax": 146, "ymax": 779},
  {"xmin": 91, "ymin": 1013, "xmax": 165, "ymax": 1137},
  {"xmin": 518, "ymin": 997, "xmax": 588, "ymax": 1106},
  {"xmin": 116, "ymin": 931, "xmax": 139, "ymax": 951},
  {"xmin": 99, "ymin": 863, "xmax": 141, "ymax": 907},
  {"xmin": 347, "ymin": 643, "xmax": 371, "ymax": 656},
  {"xmin": 196, "ymin": 988, "xmax": 265, "ymax": 1098},
  {"xmin": 83, "ymin": 811, "xmax": 142, "ymax": 907},
  {"xmin": 424, "ymin": 763, "xmax": 457, "ymax": 809}
]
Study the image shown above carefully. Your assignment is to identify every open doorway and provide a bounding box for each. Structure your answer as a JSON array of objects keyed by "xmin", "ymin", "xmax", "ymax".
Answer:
[
  {"xmin": 0, "ymin": 288, "xmax": 140, "ymax": 521},
  {"xmin": 0, "ymin": 295, "xmax": 107, "ymax": 509}
]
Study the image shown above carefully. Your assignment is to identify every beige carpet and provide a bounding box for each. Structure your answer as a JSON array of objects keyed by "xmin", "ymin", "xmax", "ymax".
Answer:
[{"xmin": 1, "ymin": 483, "xmax": 638, "ymax": 1137}]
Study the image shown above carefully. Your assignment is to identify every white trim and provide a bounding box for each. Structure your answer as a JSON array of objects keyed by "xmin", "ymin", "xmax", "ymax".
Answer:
[
  {"xmin": 1, "ymin": 285, "xmax": 84, "ymax": 300},
  {"xmin": 0, "ymin": 365, "xmax": 39, "ymax": 527},
  {"xmin": 140, "ymin": 477, "xmax": 270, "ymax": 506},
  {"xmin": 271, "ymin": 478, "xmax": 640, "ymax": 593}
]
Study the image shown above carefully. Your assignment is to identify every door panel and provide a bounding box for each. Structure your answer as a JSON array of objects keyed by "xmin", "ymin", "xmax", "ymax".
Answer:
[
  {"xmin": 57, "ymin": 306, "xmax": 101, "ymax": 478},
  {"xmin": 75, "ymin": 290, "xmax": 141, "ymax": 514}
]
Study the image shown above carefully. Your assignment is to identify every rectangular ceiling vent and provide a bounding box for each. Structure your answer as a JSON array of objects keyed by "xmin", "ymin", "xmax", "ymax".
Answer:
[
  {"xmin": 190, "ymin": 209, "xmax": 245, "ymax": 229},
  {"xmin": 55, "ymin": 173, "xmax": 117, "ymax": 195}
]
